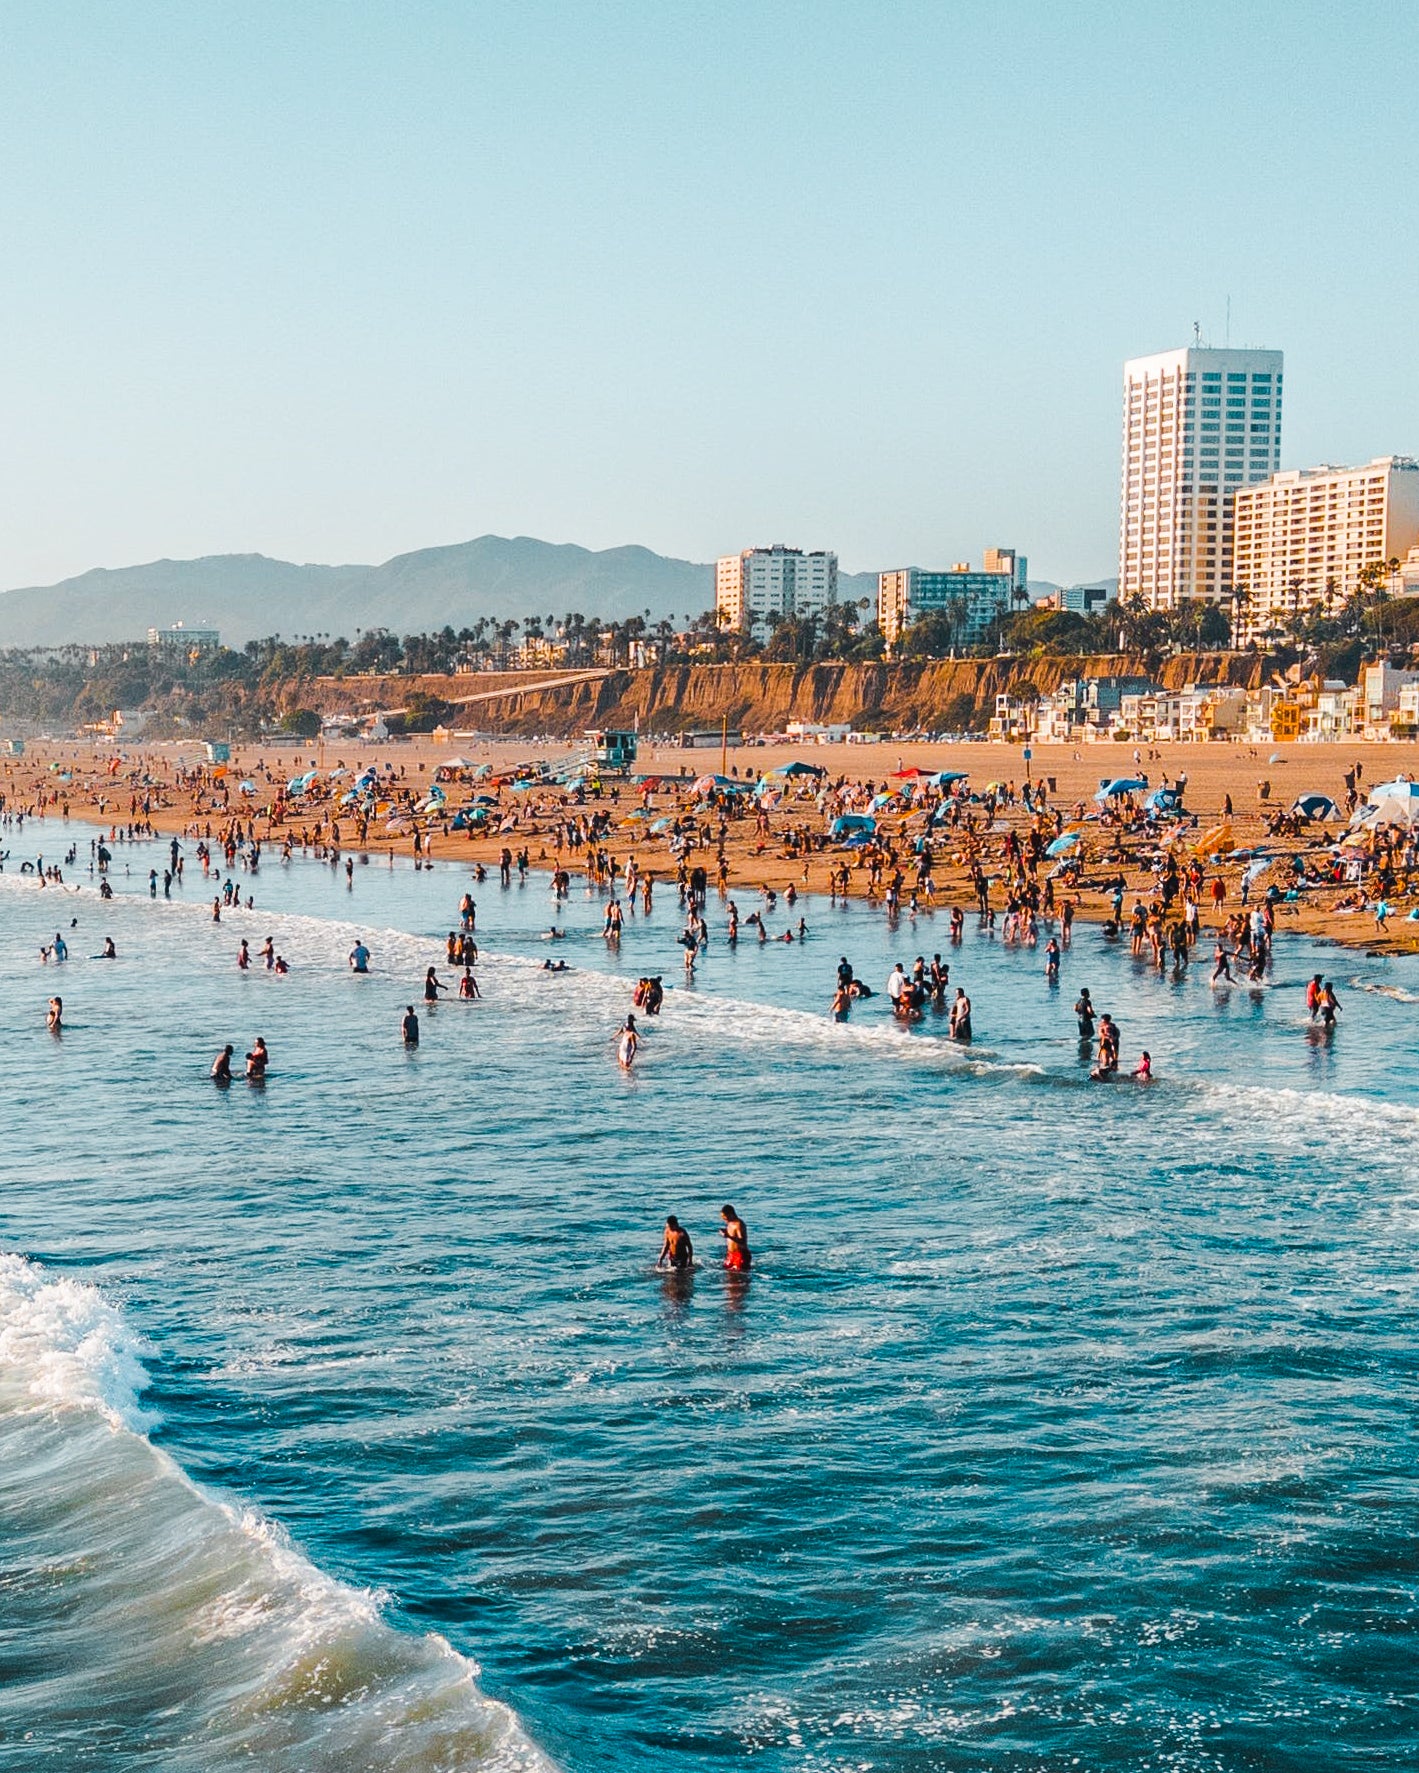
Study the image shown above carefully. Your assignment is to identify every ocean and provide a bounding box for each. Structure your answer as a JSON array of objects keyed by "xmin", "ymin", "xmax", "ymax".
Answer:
[{"xmin": 1, "ymin": 818, "xmax": 1416, "ymax": 1770}]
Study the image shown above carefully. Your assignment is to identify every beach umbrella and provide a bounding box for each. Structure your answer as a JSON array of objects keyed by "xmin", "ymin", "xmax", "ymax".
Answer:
[
  {"xmin": 777, "ymin": 760, "xmax": 826, "ymax": 777},
  {"xmin": 238, "ymin": 779, "xmax": 257, "ymax": 795},
  {"xmin": 890, "ymin": 766, "xmax": 929, "ymax": 780},
  {"xmin": 830, "ymin": 813, "xmax": 876, "ymax": 838},
  {"xmin": 1095, "ymin": 776, "xmax": 1149, "ymax": 801},
  {"xmin": 1045, "ymin": 832, "xmax": 1081, "ymax": 857},
  {"xmin": 649, "ymin": 817, "xmax": 671, "ymax": 833},
  {"xmin": 444, "ymin": 755, "xmax": 476, "ymax": 770},
  {"xmin": 933, "ymin": 770, "xmax": 969, "ymax": 786},
  {"xmin": 1358, "ymin": 780, "xmax": 1419, "ymax": 827},
  {"xmin": 1194, "ymin": 823, "xmax": 1235, "ymax": 857}
]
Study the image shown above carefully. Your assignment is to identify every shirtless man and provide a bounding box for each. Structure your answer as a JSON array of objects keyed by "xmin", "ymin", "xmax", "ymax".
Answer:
[
  {"xmin": 211, "ymin": 1044, "xmax": 234, "ymax": 1082},
  {"xmin": 656, "ymin": 1215, "xmax": 694, "ymax": 1270}
]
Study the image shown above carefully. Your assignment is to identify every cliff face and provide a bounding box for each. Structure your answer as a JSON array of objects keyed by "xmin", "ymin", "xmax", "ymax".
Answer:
[{"xmin": 307, "ymin": 655, "xmax": 1265, "ymax": 737}]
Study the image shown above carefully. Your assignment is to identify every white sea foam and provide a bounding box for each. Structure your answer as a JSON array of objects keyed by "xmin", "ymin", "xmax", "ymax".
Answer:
[{"xmin": 0, "ymin": 1253, "xmax": 555, "ymax": 1771}]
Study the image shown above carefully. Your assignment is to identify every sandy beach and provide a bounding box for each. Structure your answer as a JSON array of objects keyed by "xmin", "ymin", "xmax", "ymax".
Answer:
[{"xmin": 6, "ymin": 734, "xmax": 1419, "ymax": 957}]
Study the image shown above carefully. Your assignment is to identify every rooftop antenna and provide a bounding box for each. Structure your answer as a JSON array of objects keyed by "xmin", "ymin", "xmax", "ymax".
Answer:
[{"xmin": 1192, "ymin": 319, "xmax": 1201, "ymax": 347}]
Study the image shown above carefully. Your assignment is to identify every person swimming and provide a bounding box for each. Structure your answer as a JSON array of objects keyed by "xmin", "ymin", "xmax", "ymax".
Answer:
[
  {"xmin": 719, "ymin": 1204, "xmax": 751, "ymax": 1272},
  {"xmin": 656, "ymin": 1215, "xmax": 694, "ymax": 1270}
]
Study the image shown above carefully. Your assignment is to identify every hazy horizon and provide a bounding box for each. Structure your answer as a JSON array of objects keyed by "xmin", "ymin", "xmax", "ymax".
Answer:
[{"xmin": 3, "ymin": 3, "xmax": 1414, "ymax": 591}]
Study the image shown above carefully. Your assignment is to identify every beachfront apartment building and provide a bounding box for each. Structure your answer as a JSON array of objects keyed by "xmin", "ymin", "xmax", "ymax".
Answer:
[
  {"xmin": 715, "ymin": 546, "xmax": 838, "ymax": 639},
  {"xmin": 1231, "ymin": 457, "xmax": 1419, "ymax": 641},
  {"xmin": 1119, "ymin": 345, "xmax": 1283, "ymax": 612},
  {"xmin": 878, "ymin": 551, "xmax": 1027, "ymax": 650}
]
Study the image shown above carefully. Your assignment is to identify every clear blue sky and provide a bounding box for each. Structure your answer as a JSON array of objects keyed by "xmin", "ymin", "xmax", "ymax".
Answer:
[{"xmin": 1, "ymin": 1, "xmax": 1415, "ymax": 590}]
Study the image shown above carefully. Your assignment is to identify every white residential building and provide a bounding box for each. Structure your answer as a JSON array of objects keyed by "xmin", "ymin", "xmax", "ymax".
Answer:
[
  {"xmin": 715, "ymin": 546, "xmax": 838, "ymax": 639},
  {"xmin": 1119, "ymin": 345, "xmax": 1283, "ymax": 612},
  {"xmin": 1232, "ymin": 457, "xmax": 1419, "ymax": 640}
]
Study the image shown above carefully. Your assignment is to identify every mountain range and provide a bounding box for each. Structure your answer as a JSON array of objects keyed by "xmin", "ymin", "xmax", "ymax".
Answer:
[{"xmin": 0, "ymin": 535, "xmax": 1068, "ymax": 649}]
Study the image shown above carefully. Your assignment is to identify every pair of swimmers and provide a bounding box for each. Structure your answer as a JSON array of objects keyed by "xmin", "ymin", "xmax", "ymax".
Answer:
[
  {"xmin": 655, "ymin": 1205, "xmax": 751, "ymax": 1272},
  {"xmin": 211, "ymin": 1038, "xmax": 267, "ymax": 1081}
]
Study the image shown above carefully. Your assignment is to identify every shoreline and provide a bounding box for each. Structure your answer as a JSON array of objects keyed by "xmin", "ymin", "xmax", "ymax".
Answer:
[{"xmin": 5, "ymin": 735, "xmax": 1418, "ymax": 960}]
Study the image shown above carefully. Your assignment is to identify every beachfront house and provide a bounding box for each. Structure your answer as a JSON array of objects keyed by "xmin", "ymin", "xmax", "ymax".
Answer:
[{"xmin": 1361, "ymin": 661, "xmax": 1419, "ymax": 738}]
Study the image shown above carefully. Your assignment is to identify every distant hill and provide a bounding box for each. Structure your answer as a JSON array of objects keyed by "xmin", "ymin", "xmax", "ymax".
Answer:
[
  {"xmin": 0, "ymin": 539, "xmax": 1111, "ymax": 649},
  {"xmin": 0, "ymin": 536, "xmax": 718, "ymax": 649}
]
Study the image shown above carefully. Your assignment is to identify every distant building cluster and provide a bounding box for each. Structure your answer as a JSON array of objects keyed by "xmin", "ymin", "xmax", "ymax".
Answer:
[
  {"xmin": 1119, "ymin": 342, "xmax": 1419, "ymax": 639},
  {"xmin": 714, "ymin": 543, "xmax": 1028, "ymax": 651},
  {"xmin": 991, "ymin": 660, "xmax": 1419, "ymax": 746}
]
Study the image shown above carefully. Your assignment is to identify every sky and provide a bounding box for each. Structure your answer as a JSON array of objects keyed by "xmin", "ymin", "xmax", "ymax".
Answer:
[{"xmin": 1, "ymin": 1, "xmax": 1416, "ymax": 590}]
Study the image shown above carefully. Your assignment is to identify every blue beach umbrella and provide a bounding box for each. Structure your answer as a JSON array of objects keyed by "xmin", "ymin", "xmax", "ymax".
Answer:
[{"xmin": 1045, "ymin": 831, "xmax": 1081, "ymax": 857}]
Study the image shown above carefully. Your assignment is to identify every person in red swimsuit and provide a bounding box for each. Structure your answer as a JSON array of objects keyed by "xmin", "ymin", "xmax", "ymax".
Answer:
[{"xmin": 719, "ymin": 1205, "xmax": 751, "ymax": 1272}]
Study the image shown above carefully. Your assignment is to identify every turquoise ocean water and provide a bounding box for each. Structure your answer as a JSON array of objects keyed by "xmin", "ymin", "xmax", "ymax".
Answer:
[{"xmin": 1, "ymin": 817, "xmax": 1416, "ymax": 1770}]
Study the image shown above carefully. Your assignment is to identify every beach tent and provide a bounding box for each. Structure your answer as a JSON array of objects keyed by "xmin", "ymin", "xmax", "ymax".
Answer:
[
  {"xmin": 1095, "ymin": 776, "xmax": 1149, "ymax": 802},
  {"xmin": 776, "ymin": 760, "xmax": 826, "ymax": 777},
  {"xmin": 1292, "ymin": 793, "xmax": 1339, "ymax": 821},
  {"xmin": 238, "ymin": 779, "xmax": 257, "ymax": 796},
  {"xmin": 1143, "ymin": 785, "xmax": 1185, "ymax": 815},
  {"xmin": 443, "ymin": 755, "xmax": 476, "ymax": 770},
  {"xmin": 830, "ymin": 813, "xmax": 876, "ymax": 838}
]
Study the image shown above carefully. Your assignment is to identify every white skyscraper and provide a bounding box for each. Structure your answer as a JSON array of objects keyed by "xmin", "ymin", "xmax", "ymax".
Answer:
[{"xmin": 1119, "ymin": 346, "xmax": 1283, "ymax": 611}]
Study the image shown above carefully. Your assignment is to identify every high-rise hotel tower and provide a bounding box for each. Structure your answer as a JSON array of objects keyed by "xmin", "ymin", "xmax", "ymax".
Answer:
[{"xmin": 1119, "ymin": 346, "xmax": 1283, "ymax": 610}]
